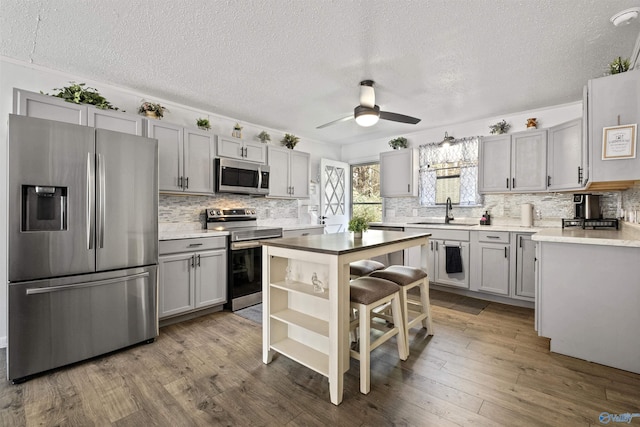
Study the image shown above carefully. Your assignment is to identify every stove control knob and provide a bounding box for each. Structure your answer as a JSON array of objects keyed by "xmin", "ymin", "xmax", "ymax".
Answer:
[
  {"xmin": 251, "ymin": 209, "xmax": 256, "ymax": 215},
  {"xmin": 216, "ymin": 210, "xmax": 222, "ymax": 215}
]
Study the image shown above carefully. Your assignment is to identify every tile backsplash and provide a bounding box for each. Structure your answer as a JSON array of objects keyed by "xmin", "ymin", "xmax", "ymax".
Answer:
[{"xmin": 159, "ymin": 194, "xmax": 299, "ymax": 228}]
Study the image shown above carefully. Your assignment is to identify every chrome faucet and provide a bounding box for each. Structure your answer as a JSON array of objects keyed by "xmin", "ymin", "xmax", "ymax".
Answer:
[{"xmin": 445, "ymin": 197, "xmax": 454, "ymax": 223}]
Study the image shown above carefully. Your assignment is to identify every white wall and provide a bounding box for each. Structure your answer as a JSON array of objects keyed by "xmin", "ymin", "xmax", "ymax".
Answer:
[{"xmin": 0, "ymin": 57, "xmax": 341, "ymax": 347}]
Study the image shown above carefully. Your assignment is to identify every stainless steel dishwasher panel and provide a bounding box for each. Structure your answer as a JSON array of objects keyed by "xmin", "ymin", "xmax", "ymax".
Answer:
[
  {"xmin": 368, "ymin": 225, "xmax": 405, "ymax": 266},
  {"xmin": 8, "ymin": 266, "xmax": 158, "ymax": 381}
]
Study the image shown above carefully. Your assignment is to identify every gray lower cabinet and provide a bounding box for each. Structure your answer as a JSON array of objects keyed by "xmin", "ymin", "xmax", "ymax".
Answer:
[
  {"xmin": 471, "ymin": 231, "xmax": 510, "ymax": 296},
  {"xmin": 148, "ymin": 121, "xmax": 215, "ymax": 194},
  {"xmin": 14, "ymin": 88, "xmax": 143, "ymax": 135},
  {"xmin": 405, "ymin": 227, "xmax": 469, "ymax": 288},
  {"xmin": 513, "ymin": 233, "xmax": 536, "ymax": 300},
  {"xmin": 158, "ymin": 237, "xmax": 227, "ymax": 319}
]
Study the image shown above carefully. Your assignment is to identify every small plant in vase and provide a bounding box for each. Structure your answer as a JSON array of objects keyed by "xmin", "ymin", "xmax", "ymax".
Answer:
[
  {"xmin": 489, "ymin": 119, "xmax": 510, "ymax": 134},
  {"xmin": 196, "ymin": 118, "xmax": 211, "ymax": 130},
  {"xmin": 232, "ymin": 123, "xmax": 243, "ymax": 138},
  {"xmin": 257, "ymin": 131, "xmax": 271, "ymax": 144},
  {"xmin": 388, "ymin": 136, "xmax": 408, "ymax": 149},
  {"xmin": 281, "ymin": 133, "xmax": 300, "ymax": 149},
  {"xmin": 608, "ymin": 57, "xmax": 630, "ymax": 75},
  {"xmin": 348, "ymin": 214, "xmax": 370, "ymax": 239},
  {"xmin": 138, "ymin": 101, "xmax": 167, "ymax": 119}
]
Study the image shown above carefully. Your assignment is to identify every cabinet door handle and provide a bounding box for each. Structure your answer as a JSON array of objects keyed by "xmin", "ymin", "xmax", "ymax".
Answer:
[
  {"xmin": 408, "ymin": 184, "xmax": 410, "ymax": 192},
  {"xmin": 430, "ymin": 241, "xmax": 433, "ymax": 250},
  {"xmin": 178, "ymin": 176, "xmax": 183, "ymax": 188},
  {"xmin": 435, "ymin": 241, "xmax": 439, "ymax": 251},
  {"xmin": 191, "ymin": 255, "xmax": 195, "ymax": 268},
  {"xmin": 188, "ymin": 243, "xmax": 203, "ymax": 247},
  {"xmin": 506, "ymin": 178, "xmax": 509, "ymax": 189},
  {"xmin": 547, "ymin": 175, "xmax": 551, "ymax": 187},
  {"xmin": 519, "ymin": 236, "xmax": 522, "ymax": 248},
  {"xmin": 578, "ymin": 166, "xmax": 583, "ymax": 184},
  {"xmin": 197, "ymin": 254, "xmax": 201, "ymax": 267},
  {"xmin": 185, "ymin": 177, "xmax": 189, "ymax": 189},
  {"xmin": 512, "ymin": 178, "xmax": 515, "ymax": 189},
  {"xmin": 487, "ymin": 235, "xmax": 500, "ymax": 239},
  {"xmin": 504, "ymin": 247, "xmax": 508, "ymax": 258}
]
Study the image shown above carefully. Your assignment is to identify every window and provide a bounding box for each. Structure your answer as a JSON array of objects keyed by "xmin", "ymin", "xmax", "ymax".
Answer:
[
  {"xmin": 351, "ymin": 162, "xmax": 382, "ymax": 221},
  {"xmin": 419, "ymin": 136, "xmax": 481, "ymax": 206}
]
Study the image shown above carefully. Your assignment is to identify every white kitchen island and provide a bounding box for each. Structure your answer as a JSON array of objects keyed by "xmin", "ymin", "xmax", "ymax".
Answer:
[
  {"xmin": 261, "ymin": 230, "xmax": 431, "ymax": 405},
  {"xmin": 533, "ymin": 224, "xmax": 640, "ymax": 374}
]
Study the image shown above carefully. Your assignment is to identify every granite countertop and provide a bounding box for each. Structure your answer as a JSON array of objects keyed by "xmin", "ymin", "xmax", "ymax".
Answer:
[
  {"xmin": 532, "ymin": 224, "xmax": 640, "ymax": 248},
  {"xmin": 371, "ymin": 221, "xmax": 544, "ymax": 233},
  {"xmin": 263, "ymin": 229, "xmax": 431, "ymax": 255},
  {"xmin": 159, "ymin": 223, "xmax": 324, "ymax": 241}
]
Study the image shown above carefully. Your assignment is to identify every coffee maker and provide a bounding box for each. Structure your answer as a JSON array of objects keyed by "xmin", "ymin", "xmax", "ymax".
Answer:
[{"xmin": 574, "ymin": 194, "xmax": 601, "ymax": 219}]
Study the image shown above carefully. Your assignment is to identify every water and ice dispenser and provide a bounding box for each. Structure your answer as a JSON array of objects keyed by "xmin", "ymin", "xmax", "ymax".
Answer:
[{"xmin": 21, "ymin": 185, "xmax": 68, "ymax": 231}]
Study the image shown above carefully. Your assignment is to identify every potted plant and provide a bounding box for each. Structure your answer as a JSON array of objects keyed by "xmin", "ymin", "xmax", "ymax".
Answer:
[
  {"xmin": 196, "ymin": 118, "xmax": 211, "ymax": 130},
  {"xmin": 348, "ymin": 214, "xmax": 370, "ymax": 239},
  {"xmin": 388, "ymin": 136, "xmax": 408, "ymax": 150},
  {"xmin": 257, "ymin": 130, "xmax": 271, "ymax": 144},
  {"xmin": 281, "ymin": 133, "xmax": 300, "ymax": 149},
  {"xmin": 489, "ymin": 119, "xmax": 510, "ymax": 134},
  {"xmin": 138, "ymin": 101, "xmax": 167, "ymax": 119},
  {"xmin": 232, "ymin": 122, "xmax": 243, "ymax": 138},
  {"xmin": 608, "ymin": 57, "xmax": 630, "ymax": 75},
  {"xmin": 48, "ymin": 82, "xmax": 119, "ymax": 110}
]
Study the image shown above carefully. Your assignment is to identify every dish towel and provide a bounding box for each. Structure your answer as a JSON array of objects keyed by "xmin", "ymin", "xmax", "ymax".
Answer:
[{"xmin": 445, "ymin": 246, "xmax": 463, "ymax": 274}]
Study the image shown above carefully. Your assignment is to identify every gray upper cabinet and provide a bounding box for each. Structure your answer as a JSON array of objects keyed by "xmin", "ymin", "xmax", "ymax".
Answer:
[
  {"xmin": 380, "ymin": 149, "xmax": 418, "ymax": 197},
  {"xmin": 478, "ymin": 134, "xmax": 511, "ymax": 192},
  {"xmin": 217, "ymin": 137, "xmax": 266, "ymax": 163},
  {"xmin": 267, "ymin": 146, "xmax": 310, "ymax": 198},
  {"xmin": 148, "ymin": 121, "xmax": 214, "ymax": 194},
  {"xmin": 88, "ymin": 108, "xmax": 144, "ymax": 136},
  {"xmin": 547, "ymin": 118, "xmax": 585, "ymax": 191},
  {"xmin": 14, "ymin": 88, "xmax": 87, "ymax": 125},
  {"xmin": 479, "ymin": 130, "xmax": 547, "ymax": 193},
  {"xmin": 588, "ymin": 71, "xmax": 640, "ymax": 183},
  {"xmin": 14, "ymin": 88, "xmax": 144, "ymax": 136}
]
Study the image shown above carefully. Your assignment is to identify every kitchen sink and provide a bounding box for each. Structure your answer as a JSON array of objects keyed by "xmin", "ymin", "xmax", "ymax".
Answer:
[{"xmin": 410, "ymin": 221, "xmax": 478, "ymax": 226}]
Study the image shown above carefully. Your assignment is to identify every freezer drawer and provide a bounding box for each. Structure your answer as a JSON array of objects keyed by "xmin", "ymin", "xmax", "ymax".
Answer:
[{"xmin": 8, "ymin": 266, "xmax": 158, "ymax": 382}]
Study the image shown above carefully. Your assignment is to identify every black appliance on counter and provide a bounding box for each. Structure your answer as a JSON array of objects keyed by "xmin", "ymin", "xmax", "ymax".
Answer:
[
  {"xmin": 206, "ymin": 208, "xmax": 282, "ymax": 311},
  {"xmin": 573, "ymin": 194, "xmax": 601, "ymax": 219}
]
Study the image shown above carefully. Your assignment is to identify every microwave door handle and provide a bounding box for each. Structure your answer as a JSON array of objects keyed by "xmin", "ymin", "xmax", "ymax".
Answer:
[
  {"xmin": 87, "ymin": 152, "xmax": 95, "ymax": 250},
  {"xmin": 257, "ymin": 167, "xmax": 263, "ymax": 190}
]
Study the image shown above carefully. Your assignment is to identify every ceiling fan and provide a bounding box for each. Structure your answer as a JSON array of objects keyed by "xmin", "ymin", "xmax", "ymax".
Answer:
[{"xmin": 316, "ymin": 80, "xmax": 421, "ymax": 129}]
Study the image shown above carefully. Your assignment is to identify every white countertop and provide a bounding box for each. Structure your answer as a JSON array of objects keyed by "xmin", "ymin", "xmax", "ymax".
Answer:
[
  {"xmin": 532, "ymin": 224, "xmax": 640, "ymax": 248},
  {"xmin": 371, "ymin": 221, "xmax": 544, "ymax": 233}
]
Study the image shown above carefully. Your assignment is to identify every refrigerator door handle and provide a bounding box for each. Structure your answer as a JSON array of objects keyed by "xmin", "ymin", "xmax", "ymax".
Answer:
[
  {"xmin": 87, "ymin": 152, "xmax": 95, "ymax": 250},
  {"xmin": 97, "ymin": 153, "xmax": 106, "ymax": 248},
  {"xmin": 25, "ymin": 272, "xmax": 150, "ymax": 295}
]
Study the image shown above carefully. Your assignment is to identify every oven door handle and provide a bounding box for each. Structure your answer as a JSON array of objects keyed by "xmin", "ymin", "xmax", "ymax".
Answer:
[{"xmin": 231, "ymin": 241, "xmax": 262, "ymax": 250}]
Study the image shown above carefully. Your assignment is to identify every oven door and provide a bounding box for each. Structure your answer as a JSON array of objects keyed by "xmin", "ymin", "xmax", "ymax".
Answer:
[{"xmin": 227, "ymin": 240, "xmax": 263, "ymax": 311}]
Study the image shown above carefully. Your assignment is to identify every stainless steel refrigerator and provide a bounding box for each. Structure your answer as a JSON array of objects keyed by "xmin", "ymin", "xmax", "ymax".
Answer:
[{"xmin": 7, "ymin": 114, "xmax": 159, "ymax": 382}]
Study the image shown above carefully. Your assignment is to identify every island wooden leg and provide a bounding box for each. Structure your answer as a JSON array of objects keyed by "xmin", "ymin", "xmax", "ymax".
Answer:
[{"xmin": 328, "ymin": 256, "xmax": 345, "ymax": 405}]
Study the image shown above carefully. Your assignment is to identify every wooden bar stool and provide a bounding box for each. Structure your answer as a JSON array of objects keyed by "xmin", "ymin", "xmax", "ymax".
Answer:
[
  {"xmin": 349, "ymin": 276, "xmax": 407, "ymax": 394},
  {"xmin": 349, "ymin": 259, "xmax": 385, "ymax": 279},
  {"xmin": 370, "ymin": 265, "xmax": 433, "ymax": 355}
]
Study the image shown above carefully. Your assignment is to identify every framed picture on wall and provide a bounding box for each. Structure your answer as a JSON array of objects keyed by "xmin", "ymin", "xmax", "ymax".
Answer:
[{"xmin": 602, "ymin": 124, "xmax": 637, "ymax": 160}]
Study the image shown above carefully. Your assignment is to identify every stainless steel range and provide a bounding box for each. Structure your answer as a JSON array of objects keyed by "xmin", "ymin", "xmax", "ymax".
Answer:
[{"xmin": 206, "ymin": 208, "xmax": 282, "ymax": 311}]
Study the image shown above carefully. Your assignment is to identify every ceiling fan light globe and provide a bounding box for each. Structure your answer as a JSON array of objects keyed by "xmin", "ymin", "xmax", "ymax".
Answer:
[
  {"xmin": 355, "ymin": 113, "xmax": 379, "ymax": 127},
  {"xmin": 354, "ymin": 105, "xmax": 380, "ymax": 127}
]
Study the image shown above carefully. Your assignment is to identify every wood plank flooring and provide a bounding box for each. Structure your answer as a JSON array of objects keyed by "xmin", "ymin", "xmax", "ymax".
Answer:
[{"xmin": 1, "ymin": 290, "xmax": 639, "ymax": 426}]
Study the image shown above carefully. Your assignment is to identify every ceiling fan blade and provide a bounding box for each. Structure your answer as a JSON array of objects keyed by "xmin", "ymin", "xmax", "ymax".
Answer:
[
  {"xmin": 316, "ymin": 114, "xmax": 353, "ymax": 129},
  {"xmin": 379, "ymin": 111, "xmax": 421, "ymax": 125}
]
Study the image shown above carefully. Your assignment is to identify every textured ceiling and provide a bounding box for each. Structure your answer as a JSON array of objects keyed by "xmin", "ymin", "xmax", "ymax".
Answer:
[{"xmin": 1, "ymin": 0, "xmax": 639, "ymax": 144}]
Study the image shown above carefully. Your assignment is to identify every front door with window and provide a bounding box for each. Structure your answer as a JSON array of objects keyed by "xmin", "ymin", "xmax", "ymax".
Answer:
[{"xmin": 320, "ymin": 158, "xmax": 350, "ymax": 233}]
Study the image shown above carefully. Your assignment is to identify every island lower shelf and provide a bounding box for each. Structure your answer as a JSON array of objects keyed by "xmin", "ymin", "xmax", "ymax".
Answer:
[{"xmin": 270, "ymin": 338, "xmax": 329, "ymax": 377}]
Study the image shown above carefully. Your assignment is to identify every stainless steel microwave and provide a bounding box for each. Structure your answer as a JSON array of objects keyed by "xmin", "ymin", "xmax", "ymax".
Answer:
[{"xmin": 215, "ymin": 158, "xmax": 270, "ymax": 195}]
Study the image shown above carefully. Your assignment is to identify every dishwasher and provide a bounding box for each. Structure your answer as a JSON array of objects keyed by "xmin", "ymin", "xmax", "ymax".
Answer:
[{"xmin": 368, "ymin": 225, "xmax": 405, "ymax": 266}]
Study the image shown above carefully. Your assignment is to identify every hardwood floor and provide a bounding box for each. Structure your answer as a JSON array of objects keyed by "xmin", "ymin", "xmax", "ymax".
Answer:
[{"xmin": 1, "ymin": 290, "xmax": 639, "ymax": 426}]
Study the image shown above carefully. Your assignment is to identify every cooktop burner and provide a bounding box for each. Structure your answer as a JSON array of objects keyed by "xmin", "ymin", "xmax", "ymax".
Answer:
[{"xmin": 562, "ymin": 218, "xmax": 619, "ymax": 230}]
